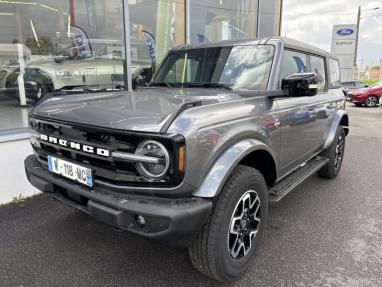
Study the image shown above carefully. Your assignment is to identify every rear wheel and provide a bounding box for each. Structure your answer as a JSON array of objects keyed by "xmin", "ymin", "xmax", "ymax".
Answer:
[
  {"xmin": 188, "ymin": 165, "xmax": 268, "ymax": 282},
  {"xmin": 318, "ymin": 126, "xmax": 346, "ymax": 179},
  {"xmin": 365, "ymin": 95, "xmax": 378, "ymax": 107}
]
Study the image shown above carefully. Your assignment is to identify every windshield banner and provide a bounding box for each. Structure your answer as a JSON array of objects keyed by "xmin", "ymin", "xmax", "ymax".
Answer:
[
  {"xmin": 70, "ymin": 25, "xmax": 93, "ymax": 58},
  {"xmin": 142, "ymin": 30, "xmax": 156, "ymax": 64}
]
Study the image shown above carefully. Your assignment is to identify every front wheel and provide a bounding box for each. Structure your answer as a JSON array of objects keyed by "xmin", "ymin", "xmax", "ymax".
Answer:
[
  {"xmin": 318, "ymin": 126, "xmax": 346, "ymax": 179},
  {"xmin": 365, "ymin": 95, "xmax": 378, "ymax": 107},
  {"xmin": 188, "ymin": 165, "xmax": 268, "ymax": 282},
  {"xmin": 25, "ymin": 82, "xmax": 46, "ymax": 102}
]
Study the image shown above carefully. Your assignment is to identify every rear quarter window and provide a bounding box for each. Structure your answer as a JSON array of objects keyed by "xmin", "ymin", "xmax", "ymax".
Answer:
[{"xmin": 329, "ymin": 59, "xmax": 341, "ymax": 88}]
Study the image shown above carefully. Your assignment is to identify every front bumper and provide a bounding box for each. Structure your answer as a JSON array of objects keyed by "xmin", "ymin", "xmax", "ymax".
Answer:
[
  {"xmin": 25, "ymin": 155, "xmax": 212, "ymax": 247},
  {"xmin": 350, "ymin": 95, "xmax": 365, "ymax": 103}
]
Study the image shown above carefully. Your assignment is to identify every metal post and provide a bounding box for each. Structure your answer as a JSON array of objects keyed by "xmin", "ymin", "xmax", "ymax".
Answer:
[
  {"xmin": 185, "ymin": 0, "xmax": 191, "ymax": 44},
  {"xmin": 17, "ymin": 44, "xmax": 27, "ymax": 106},
  {"xmin": 257, "ymin": 0, "xmax": 261, "ymax": 37},
  {"xmin": 122, "ymin": 0, "xmax": 132, "ymax": 92},
  {"xmin": 354, "ymin": 6, "xmax": 361, "ymax": 67}
]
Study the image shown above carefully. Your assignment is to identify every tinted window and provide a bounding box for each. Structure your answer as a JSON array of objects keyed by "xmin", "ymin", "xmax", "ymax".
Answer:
[
  {"xmin": 329, "ymin": 59, "xmax": 341, "ymax": 88},
  {"xmin": 310, "ymin": 55, "xmax": 326, "ymax": 92},
  {"xmin": 279, "ymin": 50, "xmax": 308, "ymax": 85}
]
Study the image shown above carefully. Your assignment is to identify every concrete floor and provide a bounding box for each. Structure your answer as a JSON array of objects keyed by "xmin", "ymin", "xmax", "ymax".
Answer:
[{"xmin": 0, "ymin": 104, "xmax": 381, "ymax": 286}]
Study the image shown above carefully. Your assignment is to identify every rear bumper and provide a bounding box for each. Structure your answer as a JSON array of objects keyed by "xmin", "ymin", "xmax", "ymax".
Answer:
[{"xmin": 25, "ymin": 155, "xmax": 212, "ymax": 247}]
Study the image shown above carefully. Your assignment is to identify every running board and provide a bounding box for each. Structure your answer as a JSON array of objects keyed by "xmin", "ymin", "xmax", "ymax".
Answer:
[{"xmin": 269, "ymin": 156, "xmax": 329, "ymax": 205}]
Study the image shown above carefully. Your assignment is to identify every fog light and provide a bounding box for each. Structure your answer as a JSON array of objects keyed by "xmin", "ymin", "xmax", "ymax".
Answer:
[{"xmin": 135, "ymin": 214, "xmax": 146, "ymax": 228}]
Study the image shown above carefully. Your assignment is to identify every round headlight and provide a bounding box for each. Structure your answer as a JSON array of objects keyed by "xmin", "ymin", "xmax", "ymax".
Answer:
[{"xmin": 135, "ymin": 140, "xmax": 170, "ymax": 179}]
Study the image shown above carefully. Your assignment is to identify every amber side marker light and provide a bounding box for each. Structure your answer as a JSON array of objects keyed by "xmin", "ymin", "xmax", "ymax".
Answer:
[{"xmin": 178, "ymin": 146, "xmax": 186, "ymax": 172}]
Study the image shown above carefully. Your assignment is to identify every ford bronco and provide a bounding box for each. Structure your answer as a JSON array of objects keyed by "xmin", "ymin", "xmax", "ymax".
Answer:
[{"xmin": 25, "ymin": 37, "xmax": 349, "ymax": 281}]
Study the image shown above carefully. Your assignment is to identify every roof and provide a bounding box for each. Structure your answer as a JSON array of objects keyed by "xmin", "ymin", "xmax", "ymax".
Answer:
[{"xmin": 171, "ymin": 37, "xmax": 336, "ymax": 59}]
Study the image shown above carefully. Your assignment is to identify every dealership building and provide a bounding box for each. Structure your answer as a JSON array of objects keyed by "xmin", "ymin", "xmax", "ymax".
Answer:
[{"xmin": 0, "ymin": 0, "xmax": 282, "ymax": 203}]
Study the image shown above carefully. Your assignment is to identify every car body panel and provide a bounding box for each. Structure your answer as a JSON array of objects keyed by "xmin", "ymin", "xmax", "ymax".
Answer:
[
  {"xmin": 341, "ymin": 81, "xmax": 368, "ymax": 96},
  {"xmin": 31, "ymin": 88, "xmax": 245, "ymax": 133},
  {"xmin": 193, "ymin": 139, "xmax": 277, "ymax": 197}
]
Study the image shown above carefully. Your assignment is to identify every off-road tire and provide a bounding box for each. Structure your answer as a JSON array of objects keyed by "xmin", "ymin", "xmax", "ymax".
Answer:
[
  {"xmin": 188, "ymin": 165, "xmax": 268, "ymax": 282},
  {"xmin": 318, "ymin": 126, "xmax": 346, "ymax": 179}
]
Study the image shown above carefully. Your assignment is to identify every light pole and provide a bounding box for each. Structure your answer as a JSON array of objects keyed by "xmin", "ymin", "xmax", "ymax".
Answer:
[{"xmin": 354, "ymin": 6, "xmax": 380, "ymax": 67}]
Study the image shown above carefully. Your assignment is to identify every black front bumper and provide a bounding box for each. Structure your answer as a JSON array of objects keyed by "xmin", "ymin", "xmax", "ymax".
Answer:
[{"xmin": 25, "ymin": 155, "xmax": 212, "ymax": 247}]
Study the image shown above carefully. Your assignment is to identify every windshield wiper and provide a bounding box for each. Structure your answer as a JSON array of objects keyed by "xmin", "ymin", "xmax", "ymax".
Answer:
[
  {"xmin": 182, "ymin": 82, "xmax": 233, "ymax": 90},
  {"xmin": 201, "ymin": 83, "xmax": 233, "ymax": 90},
  {"xmin": 150, "ymin": 82, "xmax": 173, "ymax": 88}
]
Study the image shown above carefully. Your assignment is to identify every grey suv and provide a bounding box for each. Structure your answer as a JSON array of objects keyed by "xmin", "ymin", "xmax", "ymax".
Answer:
[{"xmin": 25, "ymin": 37, "xmax": 349, "ymax": 282}]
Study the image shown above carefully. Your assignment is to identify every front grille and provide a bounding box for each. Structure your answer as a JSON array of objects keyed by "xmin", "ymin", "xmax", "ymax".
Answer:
[{"xmin": 29, "ymin": 116, "xmax": 185, "ymax": 188}]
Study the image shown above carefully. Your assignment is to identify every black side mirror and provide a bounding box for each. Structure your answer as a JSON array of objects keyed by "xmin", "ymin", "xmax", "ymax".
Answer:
[{"xmin": 281, "ymin": 73, "xmax": 320, "ymax": 97}]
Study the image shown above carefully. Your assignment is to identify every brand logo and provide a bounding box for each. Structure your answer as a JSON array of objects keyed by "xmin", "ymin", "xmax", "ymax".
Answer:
[
  {"xmin": 336, "ymin": 28, "xmax": 354, "ymax": 36},
  {"xmin": 39, "ymin": 134, "xmax": 110, "ymax": 157}
]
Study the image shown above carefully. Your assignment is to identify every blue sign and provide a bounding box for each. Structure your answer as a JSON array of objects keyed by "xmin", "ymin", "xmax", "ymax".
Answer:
[
  {"xmin": 336, "ymin": 28, "xmax": 354, "ymax": 36},
  {"xmin": 142, "ymin": 30, "xmax": 156, "ymax": 64}
]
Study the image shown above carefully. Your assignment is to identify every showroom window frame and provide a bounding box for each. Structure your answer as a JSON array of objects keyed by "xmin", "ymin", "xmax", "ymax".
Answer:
[{"xmin": 0, "ymin": 0, "xmax": 283, "ymax": 143}]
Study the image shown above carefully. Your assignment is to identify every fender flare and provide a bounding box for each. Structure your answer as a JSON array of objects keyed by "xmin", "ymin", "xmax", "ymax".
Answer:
[
  {"xmin": 193, "ymin": 139, "xmax": 277, "ymax": 198},
  {"xmin": 323, "ymin": 110, "xmax": 349, "ymax": 150}
]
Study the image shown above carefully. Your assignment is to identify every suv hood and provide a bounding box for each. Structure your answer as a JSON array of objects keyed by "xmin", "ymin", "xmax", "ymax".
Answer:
[{"xmin": 31, "ymin": 88, "xmax": 242, "ymax": 133}]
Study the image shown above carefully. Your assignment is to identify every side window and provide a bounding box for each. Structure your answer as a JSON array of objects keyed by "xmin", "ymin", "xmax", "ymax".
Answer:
[
  {"xmin": 279, "ymin": 50, "xmax": 308, "ymax": 85},
  {"xmin": 310, "ymin": 55, "xmax": 326, "ymax": 92},
  {"xmin": 329, "ymin": 59, "xmax": 341, "ymax": 88}
]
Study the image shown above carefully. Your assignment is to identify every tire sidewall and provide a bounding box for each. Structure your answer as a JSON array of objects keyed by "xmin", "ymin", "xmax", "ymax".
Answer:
[
  {"xmin": 328, "ymin": 126, "xmax": 346, "ymax": 177},
  {"xmin": 366, "ymin": 95, "xmax": 378, "ymax": 107},
  {"xmin": 214, "ymin": 168, "xmax": 268, "ymax": 281}
]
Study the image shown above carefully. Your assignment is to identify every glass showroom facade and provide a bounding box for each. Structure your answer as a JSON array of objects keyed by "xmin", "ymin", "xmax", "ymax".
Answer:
[{"xmin": 0, "ymin": 0, "xmax": 282, "ymax": 136}]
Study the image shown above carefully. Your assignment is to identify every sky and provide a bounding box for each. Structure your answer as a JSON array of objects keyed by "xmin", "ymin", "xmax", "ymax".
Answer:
[{"xmin": 281, "ymin": 0, "xmax": 382, "ymax": 68}]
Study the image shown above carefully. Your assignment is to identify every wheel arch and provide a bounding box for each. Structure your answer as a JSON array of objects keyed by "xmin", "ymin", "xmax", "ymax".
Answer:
[
  {"xmin": 193, "ymin": 139, "xmax": 278, "ymax": 198},
  {"xmin": 324, "ymin": 110, "xmax": 349, "ymax": 149}
]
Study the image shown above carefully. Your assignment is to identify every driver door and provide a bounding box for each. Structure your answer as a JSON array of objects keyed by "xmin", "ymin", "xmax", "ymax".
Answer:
[{"xmin": 276, "ymin": 50, "xmax": 321, "ymax": 176}]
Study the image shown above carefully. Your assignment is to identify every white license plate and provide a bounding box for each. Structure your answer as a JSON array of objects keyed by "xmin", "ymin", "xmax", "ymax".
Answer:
[{"xmin": 48, "ymin": 156, "xmax": 93, "ymax": 187}]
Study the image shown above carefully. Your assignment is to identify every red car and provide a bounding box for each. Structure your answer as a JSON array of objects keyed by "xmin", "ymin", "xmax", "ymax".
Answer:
[{"xmin": 348, "ymin": 81, "xmax": 382, "ymax": 107}]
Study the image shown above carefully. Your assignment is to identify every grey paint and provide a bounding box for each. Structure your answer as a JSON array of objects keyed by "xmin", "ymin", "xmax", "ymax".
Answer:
[
  {"xmin": 31, "ymin": 37, "xmax": 348, "ymax": 198},
  {"xmin": 193, "ymin": 139, "xmax": 276, "ymax": 198}
]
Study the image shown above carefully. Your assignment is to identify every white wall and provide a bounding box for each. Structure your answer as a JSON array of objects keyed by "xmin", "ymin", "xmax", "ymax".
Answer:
[{"xmin": 0, "ymin": 139, "xmax": 40, "ymax": 204}]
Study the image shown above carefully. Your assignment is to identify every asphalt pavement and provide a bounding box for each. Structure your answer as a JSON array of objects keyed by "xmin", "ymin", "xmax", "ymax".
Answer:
[{"xmin": 0, "ymin": 104, "xmax": 381, "ymax": 287}]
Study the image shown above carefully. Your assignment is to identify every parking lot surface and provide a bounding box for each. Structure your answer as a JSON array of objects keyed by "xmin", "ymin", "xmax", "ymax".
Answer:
[{"xmin": 0, "ymin": 105, "xmax": 381, "ymax": 287}]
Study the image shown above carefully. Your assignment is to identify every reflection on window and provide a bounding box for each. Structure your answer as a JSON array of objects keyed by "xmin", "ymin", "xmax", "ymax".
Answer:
[
  {"xmin": 0, "ymin": 0, "xmax": 186, "ymax": 132},
  {"xmin": 153, "ymin": 45, "xmax": 274, "ymax": 90},
  {"xmin": 310, "ymin": 55, "xmax": 326, "ymax": 92},
  {"xmin": 279, "ymin": 50, "xmax": 308, "ymax": 85},
  {"xmin": 190, "ymin": 0, "xmax": 258, "ymax": 43},
  {"xmin": 329, "ymin": 59, "xmax": 341, "ymax": 88}
]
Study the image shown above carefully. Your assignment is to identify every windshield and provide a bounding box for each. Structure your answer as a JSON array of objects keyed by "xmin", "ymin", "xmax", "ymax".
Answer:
[
  {"xmin": 152, "ymin": 45, "xmax": 274, "ymax": 90},
  {"xmin": 370, "ymin": 81, "xmax": 382, "ymax": 89}
]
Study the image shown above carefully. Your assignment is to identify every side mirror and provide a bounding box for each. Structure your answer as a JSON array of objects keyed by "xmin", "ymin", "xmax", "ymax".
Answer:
[{"xmin": 281, "ymin": 73, "xmax": 320, "ymax": 97}]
